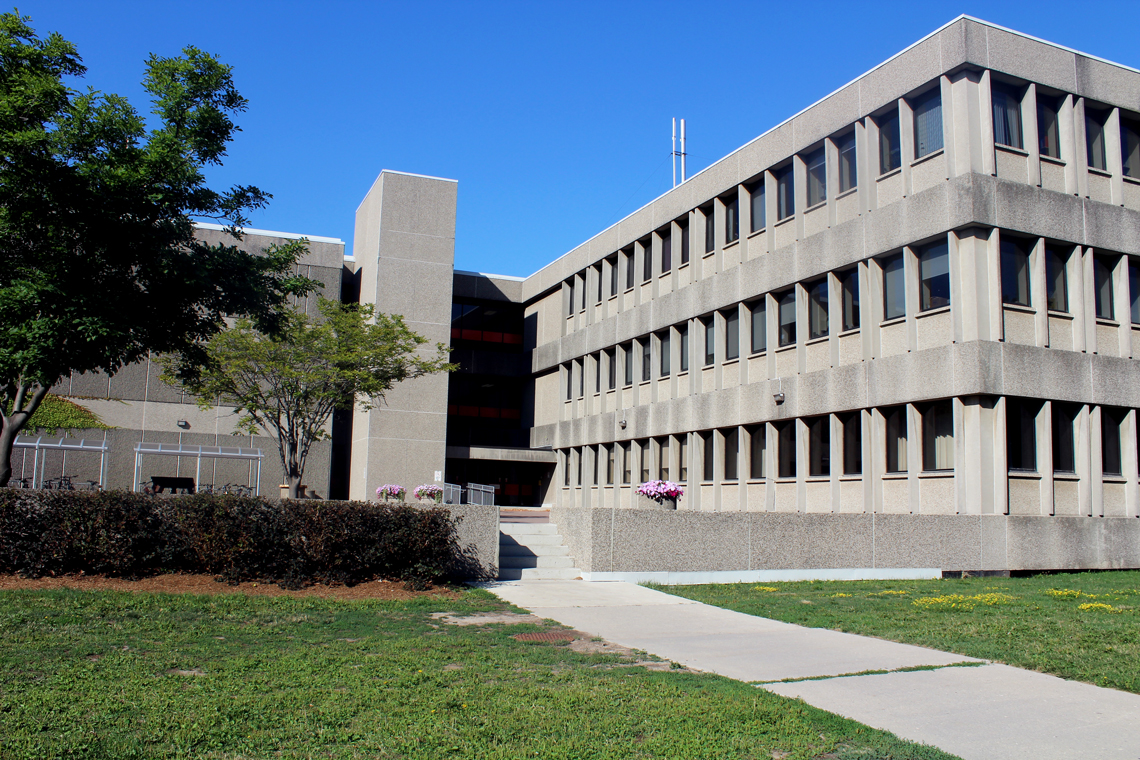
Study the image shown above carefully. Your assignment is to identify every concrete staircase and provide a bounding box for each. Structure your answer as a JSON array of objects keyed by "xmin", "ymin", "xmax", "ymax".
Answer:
[{"xmin": 497, "ymin": 522, "xmax": 581, "ymax": 580}]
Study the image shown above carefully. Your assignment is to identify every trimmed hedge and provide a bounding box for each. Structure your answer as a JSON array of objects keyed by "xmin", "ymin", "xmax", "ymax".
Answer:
[{"xmin": 0, "ymin": 490, "xmax": 484, "ymax": 588}]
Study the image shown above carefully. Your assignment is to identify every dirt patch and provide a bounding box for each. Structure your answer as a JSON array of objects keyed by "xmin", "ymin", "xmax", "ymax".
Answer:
[
  {"xmin": 0, "ymin": 573, "xmax": 462, "ymax": 601},
  {"xmin": 568, "ymin": 637, "xmax": 697, "ymax": 672},
  {"xmin": 430, "ymin": 611, "xmax": 543, "ymax": 626}
]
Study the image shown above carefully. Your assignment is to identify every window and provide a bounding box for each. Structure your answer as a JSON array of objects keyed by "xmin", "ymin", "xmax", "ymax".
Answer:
[
  {"xmin": 679, "ymin": 436, "xmax": 688, "ymax": 481},
  {"xmin": 724, "ymin": 428, "xmax": 739, "ymax": 480},
  {"xmin": 841, "ymin": 412, "xmax": 862, "ymax": 475},
  {"xmin": 680, "ymin": 221, "xmax": 690, "ymax": 265},
  {"xmin": 607, "ymin": 348, "xmax": 616, "ymax": 390},
  {"xmin": 724, "ymin": 309, "xmax": 740, "ymax": 361},
  {"xmin": 839, "ymin": 268, "xmax": 860, "ymax": 331},
  {"xmin": 565, "ymin": 363, "xmax": 573, "ymax": 401},
  {"xmin": 576, "ymin": 447, "xmax": 582, "ymax": 486},
  {"xmin": 623, "ymin": 343, "xmax": 634, "ymax": 386},
  {"xmin": 884, "ymin": 406, "xmax": 908, "ymax": 473},
  {"xmin": 838, "ymin": 132, "xmax": 857, "ymax": 193},
  {"xmin": 776, "ymin": 165, "xmax": 794, "ymax": 220},
  {"xmin": 749, "ymin": 425, "xmax": 766, "ymax": 479},
  {"xmin": 992, "ymin": 82, "xmax": 1023, "ymax": 150},
  {"xmin": 777, "ymin": 422, "xmax": 796, "ymax": 478},
  {"xmin": 659, "ymin": 331, "xmax": 671, "ymax": 377},
  {"xmin": 1038, "ymin": 94, "xmax": 1061, "ymax": 159},
  {"xmin": 1052, "ymin": 403, "xmax": 1078, "ymax": 473},
  {"xmin": 622, "ymin": 443, "xmax": 631, "ymax": 484},
  {"xmin": 1122, "ymin": 119, "xmax": 1140, "ymax": 179},
  {"xmin": 1087, "ymin": 109, "xmax": 1108, "ymax": 171},
  {"xmin": 659, "ymin": 438, "xmax": 670, "ymax": 481},
  {"xmin": 605, "ymin": 444, "xmax": 614, "ymax": 485},
  {"xmin": 805, "ymin": 148, "xmax": 826, "ymax": 207},
  {"xmin": 660, "ymin": 227, "xmax": 672, "ymax": 272},
  {"xmin": 807, "ymin": 416, "xmax": 830, "ymax": 477},
  {"xmin": 807, "ymin": 278, "xmax": 829, "ymax": 339},
  {"xmin": 703, "ymin": 318, "xmax": 715, "ymax": 366},
  {"xmin": 1094, "ymin": 255, "xmax": 1114, "ymax": 320},
  {"xmin": 777, "ymin": 290, "xmax": 796, "ymax": 346},
  {"xmin": 594, "ymin": 352, "xmax": 601, "ymax": 393},
  {"xmin": 919, "ymin": 241, "xmax": 950, "ymax": 311},
  {"xmin": 1045, "ymin": 246, "xmax": 1068, "ymax": 312},
  {"xmin": 922, "ymin": 401, "xmax": 954, "ymax": 471},
  {"xmin": 1007, "ymin": 398, "xmax": 1040, "ymax": 472},
  {"xmin": 702, "ymin": 432, "xmax": 714, "ymax": 481},
  {"xmin": 592, "ymin": 445, "xmax": 598, "ymax": 486},
  {"xmin": 562, "ymin": 450, "xmax": 570, "ymax": 486},
  {"xmin": 882, "ymin": 253, "xmax": 905, "ymax": 320},
  {"xmin": 912, "ymin": 88, "xmax": 944, "ymax": 159},
  {"xmin": 609, "ymin": 256, "xmax": 618, "ymax": 297},
  {"xmin": 879, "ymin": 107, "xmax": 901, "ymax": 174},
  {"xmin": 1001, "ymin": 238, "xmax": 1031, "ymax": 307},
  {"xmin": 750, "ymin": 181, "xmax": 766, "ymax": 232},
  {"xmin": 704, "ymin": 206, "xmax": 715, "ymax": 253},
  {"xmin": 595, "ymin": 265, "xmax": 603, "ymax": 304},
  {"xmin": 724, "ymin": 195, "xmax": 739, "ymax": 244},
  {"xmin": 580, "ymin": 274, "xmax": 587, "ymax": 311},
  {"xmin": 642, "ymin": 239, "xmax": 652, "ymax": 283},
  {"xmin": 578, "ymin": 359, "xmax": 584, "ymax": 398},
  {"xmin": 567, "ymin": 279, "xmax": 575, "ymax": 316},
  {"xmin": 750, "ymin": 301, "xmax": 767, "ymax": 354},
  {"xmin": 641, "ymin": 338, "xmax": 651, "ymax": 382},
  {"xmin": 1102, "ymin": 407, "xmax": 1124, "ymax": 476},
  {"xmin": 679, "ymin": 324, "xmax": 689, "ymax": 372},
  {"xmin": 1131, "ymin": 260, "xmax": 1140, "ymax": 325},
  {"xmin": 640, "ymin": 440, "xmax": 651, "ymax": 483},
  {"xmin": 624, "ymin": 248, "xmax": 634, "ymax": 290}
]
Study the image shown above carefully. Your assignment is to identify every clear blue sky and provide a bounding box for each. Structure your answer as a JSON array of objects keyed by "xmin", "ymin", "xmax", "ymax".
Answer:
[{"xmin": 19, "ymin": 1, "xmax": 1140, "ymax": 277}]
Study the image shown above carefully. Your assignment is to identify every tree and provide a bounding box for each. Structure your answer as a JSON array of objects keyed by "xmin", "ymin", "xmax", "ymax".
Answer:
[
  {"xmin": 165, "ymin": 297, "xmax": 455, "ymax": 499},
  {"xmin": 0, "ymin": 13, "xmax": 315, "ymax": 486}
]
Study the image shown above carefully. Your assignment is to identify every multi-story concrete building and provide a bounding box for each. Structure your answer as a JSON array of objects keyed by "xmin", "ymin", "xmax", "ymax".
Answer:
[{"xmin": 30, "ymin": 16, "xmax": 1140, "ymax": 578}]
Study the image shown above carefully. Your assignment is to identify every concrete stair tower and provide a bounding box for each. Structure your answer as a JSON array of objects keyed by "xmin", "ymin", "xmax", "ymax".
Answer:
[{"xmin": 498, "ymin": 522, "xmax": 581, "ymax": 581}]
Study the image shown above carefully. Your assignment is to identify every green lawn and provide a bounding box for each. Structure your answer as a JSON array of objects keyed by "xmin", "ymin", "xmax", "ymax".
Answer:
[
  {"xmin": 655, "ymin": 570, "xmax": 1140, "ymax": 693},
  {"xmin": 0, "ymin": 587, "xmax": 958, "ymax": 760}
]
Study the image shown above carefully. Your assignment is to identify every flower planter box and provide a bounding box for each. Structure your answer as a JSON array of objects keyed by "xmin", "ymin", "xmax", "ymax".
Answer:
[
  {"xmin": 279, "ymin": 484, "xmax": 308, "ymax": 499},
  {"xmin": 638, "ymin": 495, "xmax": 677, "ymax": 510}
]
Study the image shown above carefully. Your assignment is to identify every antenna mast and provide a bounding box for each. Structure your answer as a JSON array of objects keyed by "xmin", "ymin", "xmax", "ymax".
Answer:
[{"xmin": 672, "ymin": 118, "xmax": 688, "ymax": 187}]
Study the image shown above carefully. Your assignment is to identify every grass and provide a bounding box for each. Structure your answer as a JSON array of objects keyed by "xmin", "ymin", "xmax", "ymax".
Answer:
[
  {"xmin": 653, "ymin": 570, "xmax": 1140, "ymax": 693},
  {"xmin": 0, "ymin": 587, "xmax": 960, "ymax": 759}
]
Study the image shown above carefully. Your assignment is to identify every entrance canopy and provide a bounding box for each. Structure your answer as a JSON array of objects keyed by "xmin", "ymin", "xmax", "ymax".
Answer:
[
  {"xmin": 133, "ymin": 442, "xmax": 264, "ymax": 495},
  {"xmin": 15, "ymin": 435, "xmax": 110, "ymax": 489}
]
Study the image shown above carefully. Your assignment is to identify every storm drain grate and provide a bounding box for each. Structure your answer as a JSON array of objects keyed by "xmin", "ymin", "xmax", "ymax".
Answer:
[{"xmin": 513, "ymin": 631, "xmax": 579, "ymax": 642}]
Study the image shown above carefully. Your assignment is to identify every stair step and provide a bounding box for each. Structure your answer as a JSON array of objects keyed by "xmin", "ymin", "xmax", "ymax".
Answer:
[
  {"xmin": 499, "ymin": 544, "xmax": 570, "ymax": 558},
  {"xmin": 499, "ymin": 522, "xmax": 559, "ymax": 536},
  {"xmin": 497, "ymin": 566, "xmax": 582, "ymax": 581},
  {"xmin": 499, "ymin": 533, "xmax": 565, "ymax": 547},
  {"xmin": 499, "ymin": 555, "xmax": 576, "ymax": 569}
]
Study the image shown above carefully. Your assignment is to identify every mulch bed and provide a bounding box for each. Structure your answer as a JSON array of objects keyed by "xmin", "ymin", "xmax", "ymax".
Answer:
[{"xmin": 0, "ymin": 573, "xmax": 462, "ymax": 601}]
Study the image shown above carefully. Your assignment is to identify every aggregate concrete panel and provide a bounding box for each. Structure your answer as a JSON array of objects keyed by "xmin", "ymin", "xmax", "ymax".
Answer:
[
  {"xmin": 858, "ymin": 34, "xmax": 942, "ymax": 116},
  {"xmin": 766, "ymin": 663, "xmax": 1140, "ymax": 760},
  {"xmin": 935, "ymin": 18, "xmax": 970, "ymax": 72},
  {"xmin": 872, "ymin": 514, "xmax": 981, "ymax": 570},
  {"xmin": 1083, "ymin": 200, "xmax": 1140, "ymax": 256},
  {"xmin": 1076, "ymin": 55, "xmax": 1140, "ymax": 112},
  {"xmin": 443, "ymin": 503, "xmax": 499, "ymax": 578},
  {"xmin": 144, "ymin": 359, "xmax": 183, "ymax": 404},
  {"xmin": 985, "ymin": 25, "xmax": 1078, "ymax": 93},
  {"xmin": 998, "ymin": 342, "xmax": 1091, "ymax": 403},
  {"xmin": 790, "ymin": 84, "xmax": 861, "ymax": 156},
  {"xmin": 1006, "ymin": 515, "xmax": 1116, "ymax": 570},
  {"xmin": 991, "ymin": 180, "xmax": 1084, "ymax": 242},
  {"xmin": 69, "ymin": 370, "xmax": 110, "ymax": 399},
  {"xmin": 979, "ymin": 514, "xmax": 1009, "ymax": 570},
  {"xmin": 375, "ymin": 172, "xmax": 456, "ymax": 239},
  {"xmin": 751, "ymin": 513, "xmax": 875, "ymax": 570},
  {"xmin": 606, "ymin": 510, "xmax": 751, "ymax": 573},
  {"xmin": 1101, "ymin": 517, "xmax": 1140, "ymax": 569},
  {"xmin": 735, "ymin": 121, "xmax": 794, "ymax": 182}
]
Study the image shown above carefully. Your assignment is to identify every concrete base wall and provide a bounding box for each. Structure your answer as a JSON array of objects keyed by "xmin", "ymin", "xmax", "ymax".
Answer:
[
  {"xmin": 442, "ymin": 504, "xmax": 499, "ymax": 579},
  {"xmin": 551, "ymin": 506, "xmax": 1140, "ymax": 575}
]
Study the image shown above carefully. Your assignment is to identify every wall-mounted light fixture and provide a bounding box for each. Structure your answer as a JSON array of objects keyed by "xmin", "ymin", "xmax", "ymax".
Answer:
[
  {"xmin": 176, "ymin": 420, "xmax": 190, "ymax": 429},
  {"xmin": 772, "ymin": 392, "xmax": 785, "ymax": 405}
]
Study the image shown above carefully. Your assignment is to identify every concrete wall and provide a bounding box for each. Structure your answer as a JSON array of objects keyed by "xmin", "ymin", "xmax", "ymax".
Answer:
[
  {"xmin": 349, "ymin": 170, "xmax": 458, "ymax": 500},
  {"xmin": 551, "ymin": 505, "xmax": 1140, "ymax": 575},
  {"xmin": 442, "ymin": 503, "xmax": 500, "ymax": 579}
]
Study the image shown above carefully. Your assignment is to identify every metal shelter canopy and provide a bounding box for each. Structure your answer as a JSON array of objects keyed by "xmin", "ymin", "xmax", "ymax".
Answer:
[
  {"xmin": 133, "ymin": 442, "xmax": 264, "ymax": 496},
  {"xmin": 14, "ymin": 435, "xmax": 109, "ymax": 489}
]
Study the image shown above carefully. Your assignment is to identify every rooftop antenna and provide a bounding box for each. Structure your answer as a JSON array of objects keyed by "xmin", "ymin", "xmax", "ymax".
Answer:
[{"xmin": 672, "ymin": 118, "xmax": 688, "ymax": 187}]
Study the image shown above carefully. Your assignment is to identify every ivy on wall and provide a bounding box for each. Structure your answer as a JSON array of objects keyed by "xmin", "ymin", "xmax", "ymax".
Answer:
[{"xmin": 20, "ymin": 395, "xmax": 110, "ymax": 432}]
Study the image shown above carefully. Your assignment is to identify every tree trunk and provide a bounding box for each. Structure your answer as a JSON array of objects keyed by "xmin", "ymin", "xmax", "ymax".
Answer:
[
  {"xmin": 286, "ymin": 472, "xmax": 302, "ymax": 500},
  {"xmin": 0, "ymin": 425, "xmax": 16, "ymax": 488},
  {"xmin": 0, "ymin": 384, "xmax": 49, "ymax": 487}
]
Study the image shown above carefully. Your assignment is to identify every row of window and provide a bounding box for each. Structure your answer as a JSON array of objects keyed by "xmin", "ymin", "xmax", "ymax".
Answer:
[
  {"xmin": 563, "ymin": 235, "xmax": 1140, "ymax": 400},
  {"xmin": 565, "ymin": 73, "xmax": 1140, "ymax": 322},
  {"xmin": 561, "ymin": 399, "xmax": 1138, "ymax": 488}
]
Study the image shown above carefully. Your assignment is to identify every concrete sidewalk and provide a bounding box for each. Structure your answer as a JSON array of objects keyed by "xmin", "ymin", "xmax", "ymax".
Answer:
[{"xmin": 486, "ymin": 580, "xmax": 1140, "ymax": 760}]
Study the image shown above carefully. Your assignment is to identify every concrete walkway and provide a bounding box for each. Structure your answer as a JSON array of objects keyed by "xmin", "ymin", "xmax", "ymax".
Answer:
[{"xmin": 486, "ymin": 580, "xmax": 1140, "ymax": 760}]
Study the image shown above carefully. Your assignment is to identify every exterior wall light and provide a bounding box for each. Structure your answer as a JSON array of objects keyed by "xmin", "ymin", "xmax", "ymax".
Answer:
[
  {"xmin": 773, "ymin": 392, "xmax": 785, "ymax": 405},
  {"xmin": 177, "ymin": 420, "xmax": 190, "ymax": 429}
]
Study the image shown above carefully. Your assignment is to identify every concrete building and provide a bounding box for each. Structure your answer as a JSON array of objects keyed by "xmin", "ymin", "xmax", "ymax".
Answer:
[{"xmin": 31, "ymin": 16, "xmax": 1140, "ymax": 578}]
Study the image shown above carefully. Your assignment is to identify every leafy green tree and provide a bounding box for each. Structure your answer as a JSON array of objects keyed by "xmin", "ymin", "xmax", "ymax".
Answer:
[
  {"xmin": 166, "ymin": 298, "xmax": 456, "ymax": 499},
  {"xmin": 0, "ymin": 13, "xmax": 315, "ymax": 486}
]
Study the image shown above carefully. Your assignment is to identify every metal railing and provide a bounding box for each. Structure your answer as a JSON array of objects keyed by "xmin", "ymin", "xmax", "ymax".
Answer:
[
  {"xmin": 465, "ymin": 482, "xmax": 496, "ymax": 506},
  {"xmin": 442, "ymin": 482, "xmax": 462, "ymax": 505}
]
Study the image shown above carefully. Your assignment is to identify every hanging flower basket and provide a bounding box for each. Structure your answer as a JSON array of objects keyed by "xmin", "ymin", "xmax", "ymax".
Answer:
[
  {"xmin": 376, "ymin": 484, "xmax": 406, "ymax": 503},
  {"xmin": 636, "ymin": 480, "xmax": 684, "ymax": 509},
  {"xmin": 413, "ymin": 484, "xmax": 444, "ymax": 504}
]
